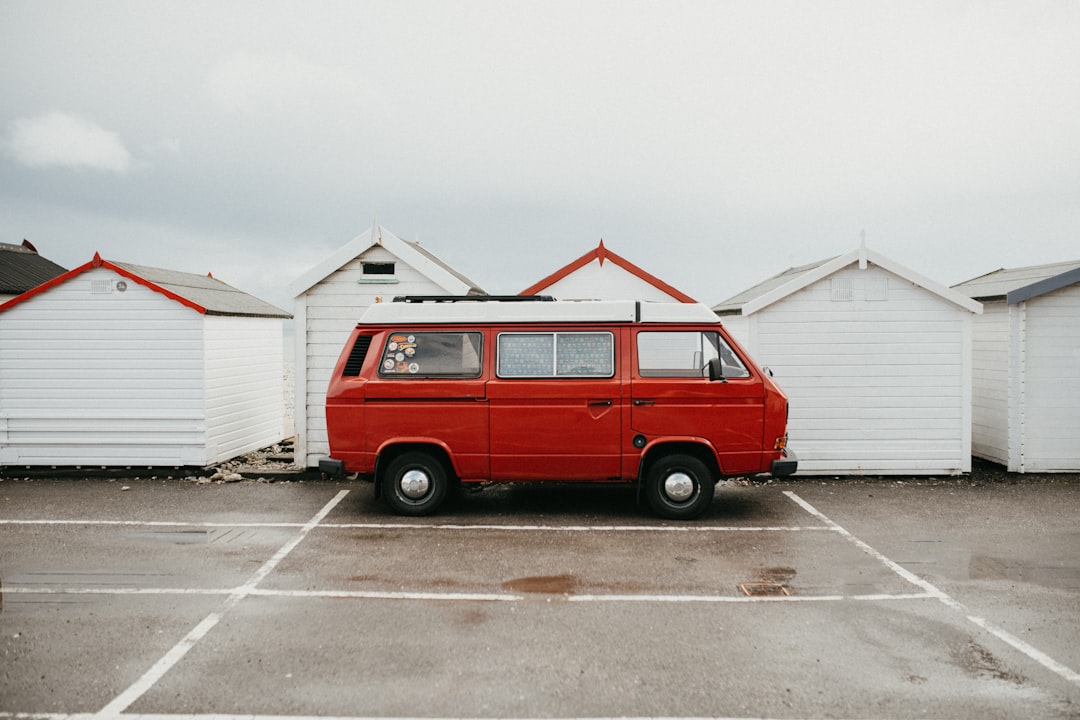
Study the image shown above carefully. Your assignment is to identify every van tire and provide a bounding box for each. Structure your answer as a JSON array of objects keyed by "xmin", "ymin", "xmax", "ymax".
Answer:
[
  {"xmin": 644, "ymin": 453, "xmax": 715, "ymax": 520},
  {"xmin": 381, "ymin": 451, "xmax": 449, "ymax": 516}
]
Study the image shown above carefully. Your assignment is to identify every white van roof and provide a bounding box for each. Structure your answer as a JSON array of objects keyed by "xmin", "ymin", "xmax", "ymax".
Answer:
[{"xmin": 358, "ymin": 297, "xmax": 722, "ymax": 326}]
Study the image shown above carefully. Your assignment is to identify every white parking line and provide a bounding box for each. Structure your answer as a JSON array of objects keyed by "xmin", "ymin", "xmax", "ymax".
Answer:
[
  {"xmin": 95, "ymin": 490, "xmax": 350, "ymax": 718},
  {"xmin": 0, "ymin": 519, "xmax": 829, "ymax": 533},
  {"xmin": 784, "ymin": 490, "xmax": 1080, "ymax": 688},
  {"xmin": 0, "ymin": 584, "xmax": 939, "ymax": 604},
  {"xmin": 6, "ymin": 714, "xmax": 826, "ymax": 720},
  {"xmin": 7, "ymin": 490, "xmax": 1075, "ymax": 718}
]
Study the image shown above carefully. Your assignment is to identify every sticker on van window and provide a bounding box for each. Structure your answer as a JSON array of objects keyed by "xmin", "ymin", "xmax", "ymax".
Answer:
[{"xmin": 379, "ymin": 331, "xmax": 483, "ymax": 378}]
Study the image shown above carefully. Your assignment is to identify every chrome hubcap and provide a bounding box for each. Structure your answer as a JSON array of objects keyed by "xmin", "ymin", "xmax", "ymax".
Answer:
[
  {"xmin": 400, "ymin": 469, "xmax": 431, "ymax": 499},
  {"xmin": 663, "ymin": 472, "xmax": 695, "ymax": 502}
]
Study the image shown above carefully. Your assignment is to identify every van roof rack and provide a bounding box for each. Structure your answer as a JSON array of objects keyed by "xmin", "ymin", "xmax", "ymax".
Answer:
[{"xmin": 393, "ymin": 295, "xmax": 556, "ymax": 303}]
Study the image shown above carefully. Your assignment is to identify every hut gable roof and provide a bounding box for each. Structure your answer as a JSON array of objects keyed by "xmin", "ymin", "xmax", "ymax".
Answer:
[
  {"xmin": 520, "ymin": 240, "xmax": 697, "ymax": 302},
  {"xmin": 289, "ymin": 223, "xmax": 484, "ymax": 298},
  {"xmin": 0, "ymin": 252, "xmax": 290, "ymax": 318},
  {"xmin": 952, "ymin": 260, "xmax": 1080, "ymax": 304},
  {"xmin": 713, "ymin": 244, "xmax": 982, "ymax": 316},
  {"xmin": 0, "ymin": 241, "xmax": 67, "ymax": 295},
  {"xmin": 712, "ymin": 257, "xmax": 837, "ymax": 314}
]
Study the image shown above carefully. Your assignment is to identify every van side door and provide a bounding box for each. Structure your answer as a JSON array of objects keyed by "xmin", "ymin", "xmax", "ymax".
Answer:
[
  {"xmin": 631, "ymin": 329, "xmax": 765, "ymax": 476},
  {"xmin": 362, "ymin": 330, "xmax": 490, "ymax": 480},
  {"xmin": 487, "ymin": 329, "xmax": 622, "ymax": 481}
]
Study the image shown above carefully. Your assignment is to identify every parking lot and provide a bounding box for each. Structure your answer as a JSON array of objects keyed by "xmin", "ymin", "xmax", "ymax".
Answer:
[{"xmin": 1, "ymin": 471, "xmax": 1078, "ymax": 719}]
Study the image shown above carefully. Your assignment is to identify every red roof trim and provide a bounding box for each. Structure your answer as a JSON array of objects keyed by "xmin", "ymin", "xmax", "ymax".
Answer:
[
  {"xmin": 0, "ymin": 257, "xmax": 94, "ymax": 312},
  {"xmin": 0, "ymin": 252, "xmax": 208, "ymax": 314},
  {"xmin": 520, "ymin": 240, "xmax": 697, "ymax": 303}
]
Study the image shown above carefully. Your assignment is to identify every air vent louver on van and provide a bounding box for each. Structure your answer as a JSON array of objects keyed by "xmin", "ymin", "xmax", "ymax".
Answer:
[{"xmin": 343, "ymin": 335, "xmax": 373, "ymax": 376}]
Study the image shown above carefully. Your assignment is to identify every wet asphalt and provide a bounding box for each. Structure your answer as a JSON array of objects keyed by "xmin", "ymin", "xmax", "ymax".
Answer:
[{"xmin": 0, "ymin": 471, "xmax": 1078, "ymax": 719}]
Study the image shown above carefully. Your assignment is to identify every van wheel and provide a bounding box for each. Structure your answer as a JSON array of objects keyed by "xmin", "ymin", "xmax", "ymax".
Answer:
[
  {"xmin": 645, "ymin": 454, "xmax": 715, "ymax": 520},
  {"xmin": 381, "ymin": 451, "xmax": 449, "ymax": 516}
]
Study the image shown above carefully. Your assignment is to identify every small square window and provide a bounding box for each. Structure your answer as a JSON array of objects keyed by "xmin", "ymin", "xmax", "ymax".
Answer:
[
  {"xmin": 865, "ymin": 277, "xmax": 889, "ymax": 301},
  {"xmin": 831, "ymin": 278, "xmax": 853, "ymax": 302},
  {"xmin": 362, "ymin": 262, "xmax": 395, "ymax": 276}
]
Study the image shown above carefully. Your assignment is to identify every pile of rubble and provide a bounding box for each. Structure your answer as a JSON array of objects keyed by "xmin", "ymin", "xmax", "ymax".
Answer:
[{"xmin": 197, "ymin": 438, "xmax": 310, "ymax": 484}]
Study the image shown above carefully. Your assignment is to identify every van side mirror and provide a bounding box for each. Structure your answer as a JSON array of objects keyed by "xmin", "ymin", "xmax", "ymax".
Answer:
[{"xmin": 707, "ymin": 357, "xmax": 726, "ymax": 382}]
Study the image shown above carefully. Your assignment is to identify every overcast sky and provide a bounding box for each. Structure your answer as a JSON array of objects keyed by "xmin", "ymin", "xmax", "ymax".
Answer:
[{"xmin": 2, "ymin": 1, "xmax": 1078, "ymax": 313}]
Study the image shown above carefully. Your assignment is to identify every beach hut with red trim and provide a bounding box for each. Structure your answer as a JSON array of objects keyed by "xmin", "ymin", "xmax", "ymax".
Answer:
[
  {"xmin": 0, "ymin": 253, "xmax": 291, "ymax": 467},
  {"xmin": 521, "ymin": 240, "xmax": 697, "ymax": 303}
]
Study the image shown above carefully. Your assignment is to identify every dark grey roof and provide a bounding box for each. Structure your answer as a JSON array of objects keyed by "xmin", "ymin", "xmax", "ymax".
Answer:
[
  {"xmin": 952, "ymin": 260, "xmax": 1080, "ymax": 303},
  {"xmin": 0, "ymin": 242, "xmax": 67, "ymax": 295},
  {"xmin": 112, "ymin": 261, "xmax": 291, "ymax": 319}
]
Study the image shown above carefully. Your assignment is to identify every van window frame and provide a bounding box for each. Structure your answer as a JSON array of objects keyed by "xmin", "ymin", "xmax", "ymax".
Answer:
[
  {"xmin": 377, "ymin": 330, "xmax": 484, "ymax": 379},
  {"xmin": 636, "ymin": 330, "xmax": 751, "ymax": 379},
  {"xmin": 496, "ymin": 331, "xmax": 615, "ymax": 379}
]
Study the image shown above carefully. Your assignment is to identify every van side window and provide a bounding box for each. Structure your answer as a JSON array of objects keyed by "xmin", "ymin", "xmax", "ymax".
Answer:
[
  {"xmin": 637, "ymin": 331, "xmax": 750, "ymax": 378},
  {"xmin": 498, "ymin": 332, "xmax": 614, "ymax": 378},
  {"xmin": 378, "ymin": 332, "xmax": 483, "ymax": 377}
]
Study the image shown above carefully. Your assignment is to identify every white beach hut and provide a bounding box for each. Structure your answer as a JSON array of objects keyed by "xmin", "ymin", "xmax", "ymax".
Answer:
[
  {"xmin": 953, "ymin": 260, "xmax": 1080, "ymax": 472},
  {"xmin": 0, "ymin": 253, "xmax": 291, "ymax": 467},
  {"xmin": 714, "ymin": 244, "xmax": 982, "ymax": 475},
  {"xmin": 521, "ymin": 240, "xmax": 697, "ymax": 302},
  {"xmin": 289, "ymin": 224, "xmax": 485, "ymax": 468}
]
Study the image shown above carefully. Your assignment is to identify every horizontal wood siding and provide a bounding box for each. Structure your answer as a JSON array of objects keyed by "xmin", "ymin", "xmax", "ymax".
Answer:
[
  {"xmin": 203, "ymin": 315, "xmax": 286, "ymax": 463},
  {"xmin": 543, "ymin": 263, "xmax": 680, "ymax": 302},
  {"xmin": 969, "ymin": 302, "xmax": 1010, "ymax": 465},
  {"xmin": 299, "ymin": 248, "xmax": 451, "ymax": 465},
  {"xmin": 750, "ymin": 266, "xmax": 970, "ymax": 475},
  {"xmin": 1017, "ymin": 285, "xmax": 1080, "ymax": 471},
  {"xmin": 0, "ymin": 268, "xmax": 208, "ymax": 465}
]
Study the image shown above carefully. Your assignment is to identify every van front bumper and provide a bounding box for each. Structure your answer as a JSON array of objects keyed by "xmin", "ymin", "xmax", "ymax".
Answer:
[{"xmin": 771, "ymin": 450, "xmax": 797, "ymax": 477}]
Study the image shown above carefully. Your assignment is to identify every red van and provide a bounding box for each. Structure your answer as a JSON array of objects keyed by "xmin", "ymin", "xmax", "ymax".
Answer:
[{"xmin": 321, "ymin": 296, "xmax": 796, "ymax": 519}]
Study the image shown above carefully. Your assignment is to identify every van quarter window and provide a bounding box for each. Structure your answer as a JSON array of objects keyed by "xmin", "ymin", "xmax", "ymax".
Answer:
[
  {"xmin": 378, "ymin": 331, "xmax": 483, "ymax": 377},
  {"xmin": 637, "ymin": 331, "xmax": 750, "ymax": 378},
  {"xmin": 497, "ymin": 332, "xmax": 614, "ymax": 378}
]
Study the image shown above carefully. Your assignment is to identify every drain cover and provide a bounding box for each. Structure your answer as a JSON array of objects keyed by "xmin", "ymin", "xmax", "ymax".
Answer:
[{"xmin": 738, "ymin": 582, "xmax": 790, "ymax": 597}]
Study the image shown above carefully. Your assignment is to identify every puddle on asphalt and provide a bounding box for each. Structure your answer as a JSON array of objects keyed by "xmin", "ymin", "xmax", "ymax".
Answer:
[
  {"xmin": 502, "ymin": 574, "xmax": 579, "ymax": 595},
  {"xmin": 125, "ymin": 527, "xmax": 264, "ymax": 545},
  {"xmin": 127, "ymin": 529, "xmax": 211, "ymax": 544},
  {"xmin": 759, "ymin": 566, "xmax": 797, "ymax": 584}
]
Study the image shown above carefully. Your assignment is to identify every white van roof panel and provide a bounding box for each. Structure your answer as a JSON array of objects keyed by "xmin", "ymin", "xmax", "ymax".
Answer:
[{"xmin": 358, "ymin": 299, "xmax": 721, "ymax": 326}]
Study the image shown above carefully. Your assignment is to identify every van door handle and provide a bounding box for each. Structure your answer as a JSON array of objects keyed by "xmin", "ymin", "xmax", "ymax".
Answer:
[
  {"xmin": 633, "ymin": 399, "xmax": 655, "ymax": 406},
  {"xmin": 588, "ymin": 399, "xmax": 613, "ymax": 407}
]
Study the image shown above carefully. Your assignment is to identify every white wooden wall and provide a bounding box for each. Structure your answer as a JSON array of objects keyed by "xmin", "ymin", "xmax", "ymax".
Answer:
[
  {"xmin": 295, "ymin": 247, "xmax": 453, "ymax": 466},
  {"xmin": 1011, "ymin": 285, "xmax": 1080, "ymax": 472},
  {"xmin": 204, "ymin": 315, "xmax": 285, "ymax": 464},
  {"xmin": 0, "ymin": 268, "xmax": 208, "ymax": 466},
  {"xmin": 969, "ymin": 302, "xmax": 1010, "ymax": 465},
  {"xmin": 540, "ymin": 262, "xmax": 679, "ymax": 302},
  {"xmin": 740, "ymin": 265, "xmax": 972, "ymax": 475}
]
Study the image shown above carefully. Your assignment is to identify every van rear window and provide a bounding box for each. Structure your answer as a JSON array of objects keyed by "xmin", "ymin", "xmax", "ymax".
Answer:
[
  {"xmin": 378, "ymin": 332, "xmax": 483, "ymax": 378},
  {"xmin": 497, "ymin": 332, "xmax": 614, "ymax": 378}
]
